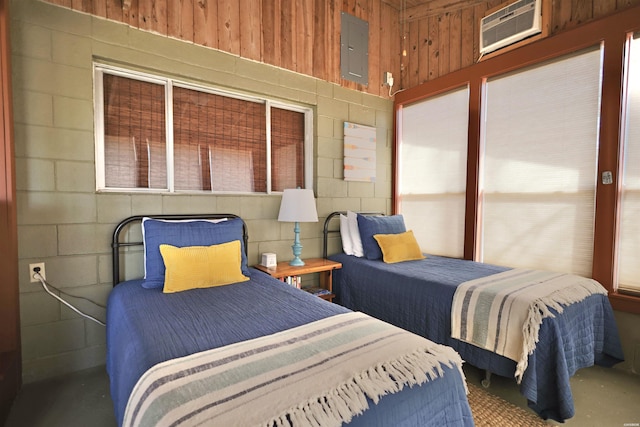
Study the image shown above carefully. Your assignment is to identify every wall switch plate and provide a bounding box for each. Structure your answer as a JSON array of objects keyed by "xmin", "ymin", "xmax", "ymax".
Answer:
[{"xmin": 383, "ymin": 71, "xmax": 393, "ymax": 87}]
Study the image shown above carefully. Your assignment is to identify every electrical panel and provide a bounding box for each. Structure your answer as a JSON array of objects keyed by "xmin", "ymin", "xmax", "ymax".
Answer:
[{"xmin": 340, "ymin": 12, "xmax": 369, "ymax": 86}]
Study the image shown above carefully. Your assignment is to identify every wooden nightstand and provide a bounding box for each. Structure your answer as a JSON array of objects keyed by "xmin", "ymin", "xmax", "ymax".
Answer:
[{"xmin": 254, "ymin": 258, "xmax": 342, "ymax": 302}]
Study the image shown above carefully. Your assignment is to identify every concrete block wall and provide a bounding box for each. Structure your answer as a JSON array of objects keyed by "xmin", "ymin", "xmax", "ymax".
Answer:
[{"xmin": 10, "ymin": 0, "xmax": 393, "ymax": 383}]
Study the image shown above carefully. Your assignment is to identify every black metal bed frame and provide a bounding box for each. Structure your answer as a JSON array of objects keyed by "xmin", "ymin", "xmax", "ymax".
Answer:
[{"xmin": 111, "ymin": 214, "xmax": 248, "ymax": 286}]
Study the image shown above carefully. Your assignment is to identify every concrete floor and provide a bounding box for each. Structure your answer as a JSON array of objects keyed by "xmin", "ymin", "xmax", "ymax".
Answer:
[
  {"xmin": 5, "ymin": 364, "xmax": 640, "ymax": 427},
  {"xmin": 5, "ymin": 366, "xmax": 115, "ymax": 427},
  {"xmin": 464, "ymin": 364, "xmax": 640, "ymax": 427}
]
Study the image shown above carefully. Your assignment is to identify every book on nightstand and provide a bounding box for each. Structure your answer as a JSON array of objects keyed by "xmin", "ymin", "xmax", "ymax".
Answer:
[
  {"xmin": 285, "ymin": 276, "xmax": 301, "ymax": 288},
  {"xmin": 304, "ymin": 287, "xmax": 331, "ymax": 296}
]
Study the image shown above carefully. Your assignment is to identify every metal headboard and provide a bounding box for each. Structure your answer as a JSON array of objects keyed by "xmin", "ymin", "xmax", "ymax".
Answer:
[
  {"xmin": 322, "ymin": 211, "xmax": 383, "ymax": 258},
  {"xmin": 111, "ymin": 213, "xmax": 248, "ymax": 286}
]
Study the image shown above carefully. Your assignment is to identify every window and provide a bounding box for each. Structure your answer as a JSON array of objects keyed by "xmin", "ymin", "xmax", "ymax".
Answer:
[
  {"xmin": 617, "ymin": 32, "xmax": 640, "ymax": 295},
  {"xmin": 480, "ymin": 47, "xmax": 603, "ymax": 276},
  {"xmin": 271, "ymin": 108, "xmax": 306, "ymax": 191},
  {"xmin": 393, "ymin": 10, "xmax": 640, "ymax": 313},
  {"xmin": 94, "ymin": 65, "xmax": 312, "ymax": 193},
  {"xmin": 101, "ymin": 74, "xmax": 167, "ymax": 190},
  {"xmin": 397, "ymin": 86, "xmax": 469, "ymax": 257}
]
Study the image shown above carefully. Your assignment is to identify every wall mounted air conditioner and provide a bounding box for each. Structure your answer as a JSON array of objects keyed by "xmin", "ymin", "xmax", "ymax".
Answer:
[{"xmin": 480, "ymin": 0, "xmax": 542, "ymax": 55}]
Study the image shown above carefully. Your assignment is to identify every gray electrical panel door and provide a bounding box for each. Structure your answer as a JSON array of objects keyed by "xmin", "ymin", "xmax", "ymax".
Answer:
[{"xmin": 340, "ymin": 12, "xmax": 369, "ymax": 85}]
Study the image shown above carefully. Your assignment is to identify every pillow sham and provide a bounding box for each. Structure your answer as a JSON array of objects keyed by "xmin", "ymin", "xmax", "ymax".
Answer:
[
  {"xmin": 160, "ymin": 241, "xmax": 250, "ymax": 293},
  {"xmin": 142, "ymin": 217, "xmax": 249, "ymax": 289},
  {"xmin": 374, "ymin": 230, "xmax": 426, "ymax": 264},
  {"xmin": 339, "ymin": 214, "xmax": 355, "ymax": 255},
  {"xmin": 357, "ymin": 214, "xmax": 406, "ymax": 260},
  {"xmin": 347, "ymin": 211, "xmax": 364, "ymax": 257}
]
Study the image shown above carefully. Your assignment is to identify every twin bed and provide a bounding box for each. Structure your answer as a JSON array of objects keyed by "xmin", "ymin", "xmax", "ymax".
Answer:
[
  {"xmin": 107, "ymin": 211, "xmax": 624, "ymax": 425},
  {"xmin": 107, "ymin": 214, "xmax": 474, "ymax": 427},
  {"xmin": 323, "ymin": 211, "xmax": 624, "ymax": 422}
]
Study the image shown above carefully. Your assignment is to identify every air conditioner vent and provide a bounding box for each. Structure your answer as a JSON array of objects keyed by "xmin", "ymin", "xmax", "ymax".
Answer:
[{"xmin": 480, "ymin": 0, "xmax": 542, "ymax": 55}]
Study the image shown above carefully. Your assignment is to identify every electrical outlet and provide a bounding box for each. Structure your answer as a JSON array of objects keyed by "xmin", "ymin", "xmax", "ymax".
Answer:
[{"xmin": 29, "ymin": 262, "xmax": 46, "ymax": 283}]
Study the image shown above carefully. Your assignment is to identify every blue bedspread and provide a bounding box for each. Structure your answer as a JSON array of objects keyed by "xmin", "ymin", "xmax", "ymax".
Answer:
[
  {"xmin": 329, "ymin": 253, "xmax": 624, "ymax": 422},
  {"xmin": 106, "ymin": 268, "xmax": 474, "ymax": 426}
]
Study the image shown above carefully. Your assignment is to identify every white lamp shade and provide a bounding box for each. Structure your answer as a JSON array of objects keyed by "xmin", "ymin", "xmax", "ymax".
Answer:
[{"xmin": 278, "ymin": 189, "xmax": 319, "ymax": 223}]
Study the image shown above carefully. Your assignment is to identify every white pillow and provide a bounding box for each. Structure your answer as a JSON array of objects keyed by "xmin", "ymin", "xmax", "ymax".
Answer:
[
  {"xmin": 347, "ymin": 211, "xmax": 364, "ymax": 257},
  {"xmin": 339, "ymin": 214, "xmax": 354, "ymax": 255}
]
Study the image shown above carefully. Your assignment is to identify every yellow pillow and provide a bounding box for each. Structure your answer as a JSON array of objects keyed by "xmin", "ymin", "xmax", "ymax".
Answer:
[
  {"xmin": 373, "ymin": 230, "xmax": 426, "ymax": 264},
  {"xmin": 159, "ymin": 240, "xmax": 249, "ymax": 293}
]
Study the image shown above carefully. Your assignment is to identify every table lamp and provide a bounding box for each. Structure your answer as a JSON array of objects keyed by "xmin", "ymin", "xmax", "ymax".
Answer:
[{"xmin": 277, "ymin": 188, "xmax": 318, "ymax": 266}]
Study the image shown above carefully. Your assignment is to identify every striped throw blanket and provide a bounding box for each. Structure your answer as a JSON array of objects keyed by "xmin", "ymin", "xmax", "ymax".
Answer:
[
  {"xmin": 123, "ymin": 311, "xmax": 465, "ymax": 427},
  {"xmin": 451, "ymin": 268, "xmax": 607, "ymax": 383}
]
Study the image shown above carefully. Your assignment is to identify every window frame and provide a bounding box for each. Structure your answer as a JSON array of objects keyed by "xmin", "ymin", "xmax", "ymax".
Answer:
[
  {"xmin": 396, "ymin": 85, "xmax": 470, "ymax": 258},
  {"xmin": 615, "ymin": 31, "xmax": 640, "ymax": 296},
  {"xmin": 393, "ymin": 6, "xmax": 640, "ymax": 314},
  {"xmin": 93, "ymin": 63, "xmax": 314, "ymax": 194}
]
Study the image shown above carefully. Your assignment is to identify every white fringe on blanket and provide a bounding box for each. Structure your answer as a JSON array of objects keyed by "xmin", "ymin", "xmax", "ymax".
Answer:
[
  {"xmin": 124, "ymin": 312, "xmax": 467, "ymax": 427},
  {"xmin": 516, "ymin": 276, "xmax": 607, "ymax": 382},
  {"xmin": 266, "ymin": 345, "xmax": 466, "ymax": 427},
  {"xmin": 451, "ymin": 269, "xmax": 607, "ymax": 384}
]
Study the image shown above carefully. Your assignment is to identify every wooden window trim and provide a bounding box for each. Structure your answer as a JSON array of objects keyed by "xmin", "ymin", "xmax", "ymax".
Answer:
[{"xmin": 394, "ymin": 5, "xmax": 640, "ymax": 314}]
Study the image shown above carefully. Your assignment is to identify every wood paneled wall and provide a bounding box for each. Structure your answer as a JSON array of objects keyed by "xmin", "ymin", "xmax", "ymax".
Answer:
[
  {"xmin": 400, "ymin": 0, "xmax": 640, "ymax": 88},
  {"xmin": 41, "ymin": 0, "xmax": 640, "ymax": 96},
  {"xmin": 393, "ymin": 5, "xmax": 640, "ymax": 313},
  {"xmin": 41, "ymin": 0, "xmax": 402, "ymax": 99}
]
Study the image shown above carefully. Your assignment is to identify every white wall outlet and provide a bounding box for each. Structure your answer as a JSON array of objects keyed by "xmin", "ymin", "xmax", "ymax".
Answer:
[
  {"xmin": 383, "ymin": 71, "xmax": 394, "ymax": 87},
  {"xmin": 29, "ymin": 262, "xmax": 46, "ymax": 283}
]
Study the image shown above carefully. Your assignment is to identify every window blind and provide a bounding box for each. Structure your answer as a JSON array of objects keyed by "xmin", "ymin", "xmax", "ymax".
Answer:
[
  {"xmin": 618, "ymin": 33, "xmax": 640, "ymax": 294},
  {"xmin": 96, "ymin": 65, "xmax": 310, "ymax": 194},
  {"xmin": 103, "ymin": 74, "xmax": 167, "ymax": 189},
  {"xmin": 173, "ymin": 87, "xmax": 266, "ymax": 192},
  {"xmin": 271, "ymin": 107, "xmax": 304, "ymax": 191},
  {"xmin": 398, "ymin": 86, "xmax": 469, "ymax": 257},
  {"xmin": 480, "ymin": 47, "xmax": 602, "ymax": 275}
]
